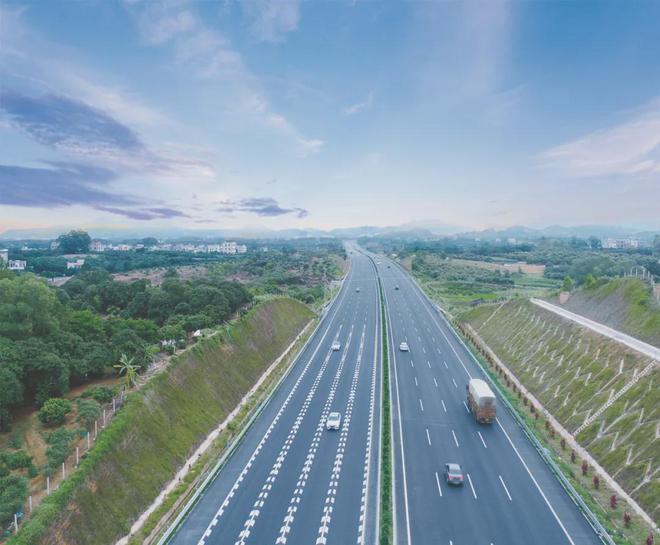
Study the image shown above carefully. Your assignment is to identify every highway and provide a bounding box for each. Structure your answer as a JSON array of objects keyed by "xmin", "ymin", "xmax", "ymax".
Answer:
[
  {"xmin": 374, "ymin": 254, "xmax": 603, "ymax": 545},
  {"xmin": 165, "ymin": 247, "xmax": 605, "ymax": 545},
  {"xmin": 167, "ymin": 250, "xmax": 382, "ymax": 545}
]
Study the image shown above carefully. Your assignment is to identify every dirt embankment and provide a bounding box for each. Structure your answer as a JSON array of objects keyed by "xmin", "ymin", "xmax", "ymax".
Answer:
[{"xmin": 10, "ymin": 298, "xmax": 314, "ymax": 545}]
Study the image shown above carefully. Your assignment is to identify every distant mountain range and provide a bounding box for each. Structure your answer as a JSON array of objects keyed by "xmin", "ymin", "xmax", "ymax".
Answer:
[{"xmin": 0, "ymin": 223, "xmax": 657, "ymax": 242}]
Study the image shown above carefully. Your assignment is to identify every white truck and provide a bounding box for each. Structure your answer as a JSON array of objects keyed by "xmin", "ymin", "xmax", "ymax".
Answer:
[{"xmin": 466, "ymin": 379, "xmax": 496, "ymax": 424}]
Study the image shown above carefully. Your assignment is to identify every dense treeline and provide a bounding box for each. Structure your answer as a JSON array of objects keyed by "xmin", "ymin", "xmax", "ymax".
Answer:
[
  {"xmin": 0, "ymin": 271, "xmax": 250, "ymax": 431},
  {"xmin": 361, "ymin": 236, "xmax": 660, "ymax": 285}
]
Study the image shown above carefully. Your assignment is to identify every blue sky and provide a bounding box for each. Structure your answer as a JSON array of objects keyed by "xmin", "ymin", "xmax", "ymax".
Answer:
[{"xmin": 1, "ymin": 0, "xmax": 659, "ymax": 234}]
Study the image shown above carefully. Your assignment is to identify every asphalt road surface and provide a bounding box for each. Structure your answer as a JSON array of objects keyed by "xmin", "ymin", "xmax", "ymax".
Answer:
[
  {"xmin": 167, "ymin": 250, "xmax": 382, "ymax": 545},
  {"xmin": 165, "ymin": 247, "xmax": 604, "ymax": 545},
  {"xmin": 374, "ymin": 254, "xmax": 603, "ymax": 545}
]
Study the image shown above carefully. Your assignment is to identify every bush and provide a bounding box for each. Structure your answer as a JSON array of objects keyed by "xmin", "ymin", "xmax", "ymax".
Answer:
[
  {"xmin": 44, "ymin": 428, "xmax": 76, "ymax": 475},
  {"xmin": 0, "ymin": 475, "xmax": 28, "ymax": 526},
  {"xmin": 82, "ymin": 385, "xmax": 115, "ymax": 404},
  {"xmin": 76, "ymin": 399, "xmax": 101, "ymax": 430},
  {"xmin": 38, "ymin": 398, "xmax": 72, "ymax": 426},
  {"xmin": 2, "ymin": 451, "xmax": 32, "ymax": 470}
]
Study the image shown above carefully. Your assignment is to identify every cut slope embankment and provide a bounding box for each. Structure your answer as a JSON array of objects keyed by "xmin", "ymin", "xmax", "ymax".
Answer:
[
  {"xmin": 554, "ymin": 278, "xmax": 660, "ymax": 348},
  {"xmin": 10, "ymin": 297, "xmax": 314, "ymax": 545},
  {"xmin": 463, "ymin": 299, "xmax": 659, "ymax": 524}
]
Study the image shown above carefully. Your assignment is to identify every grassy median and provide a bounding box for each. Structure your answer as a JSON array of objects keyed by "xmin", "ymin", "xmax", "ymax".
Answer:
[{"xmin": 378, "ymin": 278, "xmax": 393, "ymax": 545}]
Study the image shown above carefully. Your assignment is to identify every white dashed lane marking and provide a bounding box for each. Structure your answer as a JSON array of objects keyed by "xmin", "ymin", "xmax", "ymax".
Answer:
[
  {"xmin": 425, "ymin": 428, "xmax": 431, "ymax": 446},
  {"xmin": 196, "ymin": 311, "xmax": 349, "ymax": 545},
  {"xmin": 478, "ymin": 431, "xmax": 487, "ymax": 449},
  {"xmin": 435, "ymin": 471, "xmax": 443, "ymax": 497},
  {"xmin": 451, "ymin": 429, "xmax": 459, "ymax": 447},
  {"xmin": 314, "ymin": 326, "xmax": 367, "ymax": 545},
  {"xmin": 499, "ymin": 475, "xmax": 512, "ymax": 501},
  {"xmin": 240, "ymin": 326, "xmax": 355, "ymax": 545},
  {"xmin": 467, "ymin": 473, "xmax": 477, "ymax": 499}
]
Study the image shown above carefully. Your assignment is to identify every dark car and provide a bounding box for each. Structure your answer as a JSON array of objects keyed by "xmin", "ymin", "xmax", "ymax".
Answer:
[{"xmin": 444, "ymin": 463, "xmax": 464, "ymax": 486}]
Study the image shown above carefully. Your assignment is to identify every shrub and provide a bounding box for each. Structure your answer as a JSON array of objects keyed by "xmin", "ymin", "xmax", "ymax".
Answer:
[
  {"xmin": 0, "ymin": 475, "xmax": 28, "ymax": 527},
  {"xmin": 38, "ymin": 398, "xmax": 73, "ymax": 426},
  {"xmin": 623, "ymin": 512, "xmax": 631, "ymax": 527},
  {"xmin": 82, "ymin": 386, "xmax": 116, "ymax": 404},
  {"xmin": 581, "ymin": 460, "xmax": 589, "ymax": 476},
  {"xmin": 610, "ymin": 494, "xmax": 617, "ymax": 509},
  {"xmin": 44, "ymin": 428, "xmax": 76, "ymax": 475},
  {"xmin": 76, "ymin": 399, "xmax": 101, "ymax": 430},
  {"xmin": 2, "ymin": 451, "xmax": 32, "ymax": 470},
  {"xmin": 592, "ymin": 475, "xmax": 599, "ymax": 489}
]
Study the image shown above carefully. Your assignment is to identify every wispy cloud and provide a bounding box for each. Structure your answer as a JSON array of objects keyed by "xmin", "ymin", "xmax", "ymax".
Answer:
[
  {"xmin": 344, "ymin": 91, "xmax": 374, "ymax": 116},
  {"xmin": 95, "ymin": 206, "xmax": 190, "ymax": 220},
  {"xmin": 217, "ymin": 197, "xmax": 309, "ymax": 218},
  {"xmin": 540, "ymin": 100, "xmax": 660, "ymax": 177},
  {"xmin": 0, "ymin": 88, "xmax": 214, "ymax": 179},
  {"xmin": 1, "ymin": 89, "xmax": 143, "ymax": 156},
  {"xmin": 126, "ymin": 0, "xmax": 321, "ymax": 156},
  {"xmin": 241, "ymin": 0, "xmax": 301, "ymax": 43},
  {"xmin": 0, "ymin": 161, "xmax": 192, "ymax": 221},
  {"xmin": 0, "ymin": 162, "xmax": 133, "ymax": 208}
]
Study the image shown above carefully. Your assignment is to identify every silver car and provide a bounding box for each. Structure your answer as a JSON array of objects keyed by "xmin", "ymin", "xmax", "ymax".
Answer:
[
  {"xmin": 326, "ymin": 412, "xmax": 342, "ymax": 430},
  {"xmin": 331, "ymin": 341, "xmax": 341, "ymax": 351},
  {"xmin": 444, "ymin": 463, "xmax": 464, "ymax": 486},
  {"xmin": 399, "ymin": 341, "xmax": 409, "ymax": 352}
]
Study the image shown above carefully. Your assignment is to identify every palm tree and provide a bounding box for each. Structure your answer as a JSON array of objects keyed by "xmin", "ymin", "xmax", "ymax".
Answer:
[{"xmin": 114, "ymin": 354, "xmax": 140, "ymax": 389}]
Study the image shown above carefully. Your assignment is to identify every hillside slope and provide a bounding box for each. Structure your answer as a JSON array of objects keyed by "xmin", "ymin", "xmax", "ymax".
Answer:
[
  {"xmin": 11, "ymin": 298, "xmax": 314, "ymax": 545},
  {"xmin": 555, "ymin": 278, "xmax": 660, "ymax": 348},
  {"xmin": 463, "ymin": 299, "xmax": 659, "ymax": 524}
]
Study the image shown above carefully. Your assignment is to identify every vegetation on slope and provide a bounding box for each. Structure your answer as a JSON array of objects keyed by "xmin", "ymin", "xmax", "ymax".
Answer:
[
  {"xmin": 463, "ymin": 299, "xmax": 659, "ymax": 525},
  {"xmin": 556, "ymin": 278, "xmax": 660, "ymax": 348},
  {"xmin": 8, "ymin": 298, "xmax": 314, "ymax": 545},
  {"xmin": 408, "ymin": 253, "xmax": 559, "ymax": 313}
]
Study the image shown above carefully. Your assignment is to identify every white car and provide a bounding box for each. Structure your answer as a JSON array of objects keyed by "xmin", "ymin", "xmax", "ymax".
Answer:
[
  {"xmin": 326, "ymin": 412, "xmax": 342, "ymax": 430},
  {"xmin": 355, "ymin": 287, "xmax": 361, "ymax": 292},
  {"xmin": 331, "ymin": 341, "xmax": 341, "ymax": 351},
  {"xmin": 399, "ymin": 341, "xmax": 409, "ymax": 352}
]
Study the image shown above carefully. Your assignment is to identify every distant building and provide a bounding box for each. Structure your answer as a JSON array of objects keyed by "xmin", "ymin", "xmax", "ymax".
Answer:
[
  {"xmin": 220, "ymin": 241, "xmax": 237, "ymax": 254},
  {"xmin": 507, "ymin": 237, "xmax": 517, "ymax": 245},
  {"xmin": 114, "ymin": 244, "xmax": 133, "ymax": 251},
  {"xmin": 602, "ymin": 237, "xmax": 640, "ymax": 249},
  {"xmin": 237, "ymin": 244, "xmax": 247, "ymax": 254},
  {"xmin": 0, "ymin": 249, "xmax": 8, "ymax": 264},
  {"xmin": 50, "ymin": 240, "xmax": 60, "ymax": 250},
  {"xmin": 66, "ymin": 258, "xmax": 85, "ymax": 270},
  {"xmin": 90, "ymin": 240, "xmax": 106, "ymax": 252},
  {"xmin": 7, "ymin": 260, "xmax": 26, "ymax": 271}
]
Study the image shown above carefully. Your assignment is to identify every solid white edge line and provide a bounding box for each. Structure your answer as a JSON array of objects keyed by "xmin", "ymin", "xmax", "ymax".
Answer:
[{"xmin": 497, "ymin": 418, "xmax": 575, "ymax": 545}]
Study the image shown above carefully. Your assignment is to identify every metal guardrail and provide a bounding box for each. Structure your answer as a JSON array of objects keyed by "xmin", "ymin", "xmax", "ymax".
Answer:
[
  {"xmin": 387, "ymin": 256, "xmax": 615, "ymax": 545},
  {"xmin": 154, "ymin": 265, "xmax": 352, "ymax": 545}
]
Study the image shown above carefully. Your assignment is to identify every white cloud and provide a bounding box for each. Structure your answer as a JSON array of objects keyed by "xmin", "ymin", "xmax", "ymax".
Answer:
[
  {"xmin": 127, "ymin": 0, "xmax": 321, "ymax": 155},
  {"xmin": 344, "ymin": 91, "xmax": 374, "ymax": 116},
  {"xmin": 241, "ymin": 0, "xmax": 301, "ymax": 43},
  {"xmin": 540, "ymin": 101, "xmax": 660, "ymax": 177}
]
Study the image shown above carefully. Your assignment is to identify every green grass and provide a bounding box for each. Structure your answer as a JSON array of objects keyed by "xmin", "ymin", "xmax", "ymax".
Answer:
[
  {"xmin": 409, "ymin": 253, "xmax": 559, "ymax": 314},
  {"xmin": 379, "ymin": 278, "xmax": 393, "ymax": 545},
  {"xmin": 8, "ymin": 298, "xmax": 314, "ymax": 545}
]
